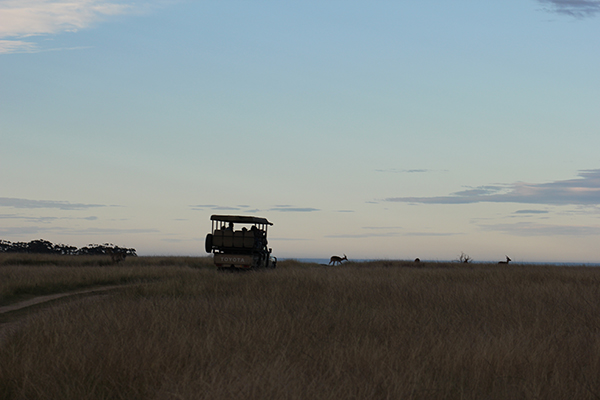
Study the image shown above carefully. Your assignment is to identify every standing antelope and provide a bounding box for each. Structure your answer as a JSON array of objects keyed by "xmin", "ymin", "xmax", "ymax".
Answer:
[
  {"xmin": 498, "ymin": 256, "xmax": 511, "ymax": 265},
  {"xmin": 329, "ymin": 254, "xmax": 348, "ymax": 265}
]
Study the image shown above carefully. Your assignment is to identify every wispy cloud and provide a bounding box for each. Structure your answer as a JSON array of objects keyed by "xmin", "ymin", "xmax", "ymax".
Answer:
[
  {"xmin": 0, "ymin": 213, "xmax": 57, "ymax": 223},
  {"xmin": 375, "ymin": 168, "xmax": 447, "ymax": 174},
  {"xmin": 0, "ymin": 39, "xmax": 38, "ymax": 53},
  {"xmin": 385, "ymin": 169, "xmax": 600, "ymax": 206},
  {"xmin": 480, "ymin": 222, "xmax": 600, "ymax": 236},
  {"xmin": 539, "ymin": 0, "xmax": 600, "ymax": 18},
  {"xmin": 362, "ymin": 226, "xmax": 404, "ymax": 230},
  {"xmin": 192, "ymin": 204, "xmax": 322, "ymax": 213},
  {"xmin": 190, "ymin": 205, "xmax": 219, "ymax": 209},
  {"xmin": 0, "ymin": 197, "xmax": 105, "ymax": 210},
  {"xmin": 404, "ymin": 232, "xmax": 463, "ymax": 237},
  {"xmin": 190, "ymin": 204, "xmax": 262, "ymax": 213},
  {"xmin": 269, "ymin": 206, "xmax": 320, "ymax": 213},
  {"xmin": 0, "ymin": 0, "xmax": 168, "ymax": 54},
  {"xmin": 0, "ymin": 213, "xmax": 98, "ymax": 222},
  {"xmin": 0, "ymin": 225, "xmax": 159, "ymax": 236}
]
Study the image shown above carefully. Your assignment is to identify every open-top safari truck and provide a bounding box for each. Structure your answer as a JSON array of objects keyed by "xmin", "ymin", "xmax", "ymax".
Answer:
[{"xmin": 205, "ymin": 215, "xmax": 277, "ymax": 270}]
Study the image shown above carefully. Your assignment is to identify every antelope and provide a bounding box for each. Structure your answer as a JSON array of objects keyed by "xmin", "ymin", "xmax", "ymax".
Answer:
[
  {"xmin": 498, "ymin": 256, "xmax": 511, "ymax": 265},
  {"xmin": 329, "ymin": 254, "xmax": 348, "ymax": 265}
]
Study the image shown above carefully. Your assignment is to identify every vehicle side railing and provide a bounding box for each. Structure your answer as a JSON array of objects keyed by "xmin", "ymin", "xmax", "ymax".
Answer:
[{"xmin": 212, "ymin": 229, "xmax": 264, "ymax": 250}]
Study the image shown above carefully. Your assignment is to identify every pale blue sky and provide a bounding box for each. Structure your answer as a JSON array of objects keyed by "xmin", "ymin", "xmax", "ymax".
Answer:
[{"xmin": 1, "ymin": 1, "xmax": 599, "ymax": 262}]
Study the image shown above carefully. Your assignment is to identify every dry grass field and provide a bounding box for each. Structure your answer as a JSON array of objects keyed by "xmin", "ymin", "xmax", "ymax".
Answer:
[
  {"xmin": 0, "ymin": 254, "xmax": 213, "ymax": 306},
  {"xmin": 1, "ymin": 256, "xmax": 600, "ymax": 399}
]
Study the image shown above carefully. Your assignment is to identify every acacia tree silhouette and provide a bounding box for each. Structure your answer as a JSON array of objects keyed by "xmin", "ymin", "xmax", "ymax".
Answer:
[{"xmin": 0, "ymin": 239, "xmax": 136, "ymax": 256}]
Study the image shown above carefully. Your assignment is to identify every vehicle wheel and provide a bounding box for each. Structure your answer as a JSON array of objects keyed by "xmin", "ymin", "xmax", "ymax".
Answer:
[{"xmin": 205, "ymin": 234, "xmax": 213, "ymax": 253}]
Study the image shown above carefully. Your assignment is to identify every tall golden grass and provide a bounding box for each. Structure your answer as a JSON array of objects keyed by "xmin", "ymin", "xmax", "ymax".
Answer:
[
  {"xmin": 2, "ymin": 259, "xmax": 600, "ymax": 399},
  {"xmin": 0, "ymin": 254, "xmax": 213, "ymax": 305}
]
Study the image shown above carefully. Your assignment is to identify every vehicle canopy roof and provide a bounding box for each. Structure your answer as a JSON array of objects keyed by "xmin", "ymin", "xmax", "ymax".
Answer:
[{"xmin": 210, "ymin": 215, "xmax": 273, "ymax": 226}]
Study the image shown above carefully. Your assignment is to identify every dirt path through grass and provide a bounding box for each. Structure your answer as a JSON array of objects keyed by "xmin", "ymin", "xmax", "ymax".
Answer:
[
  {"xmin": 0, "ymin": 284, "xmax": 131, "ymax": 315},
  {"xmin": 0, "ymin": 284, "xmax": 135, "ymax": 346}
]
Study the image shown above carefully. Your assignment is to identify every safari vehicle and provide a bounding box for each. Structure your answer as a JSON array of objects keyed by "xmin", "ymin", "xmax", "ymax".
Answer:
[{"xmin": 205, "ymin": 215, "xmax": 277, "ymax": 270}]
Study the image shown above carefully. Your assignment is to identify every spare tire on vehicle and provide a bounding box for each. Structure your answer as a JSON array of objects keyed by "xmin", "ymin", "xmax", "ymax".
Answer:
[{"xmin": 205, "ymin": 234, "xmax": 213, "ymax": 253}]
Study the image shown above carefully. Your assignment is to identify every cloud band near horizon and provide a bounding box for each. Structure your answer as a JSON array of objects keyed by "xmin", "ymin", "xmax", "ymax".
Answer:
[
  {"xmin": 385, "ymin": 169, "xmax": 600, "ymax": 206},
  {"xmin": 0, "ymin": 197, "xmax": 105, "ymax": 210}
]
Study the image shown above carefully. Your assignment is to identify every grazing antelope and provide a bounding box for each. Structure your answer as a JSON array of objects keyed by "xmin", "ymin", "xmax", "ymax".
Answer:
[
  {"xmin": 329, "ymin": 254, "xmax": 348, "ymax": 265},
  {"xmin": 498, "ymin": 256, "xmax": 511, "ymax": 265}
]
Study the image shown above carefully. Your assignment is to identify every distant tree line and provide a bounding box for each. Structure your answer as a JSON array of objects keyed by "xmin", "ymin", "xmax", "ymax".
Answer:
[{"xmin": 0, "ymin": 239, "xmax": 136, "ymax": 256}]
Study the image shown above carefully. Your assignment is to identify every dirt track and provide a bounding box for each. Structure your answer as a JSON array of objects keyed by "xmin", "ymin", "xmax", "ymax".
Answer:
[
  {"xmin": 0, "ymin": 285, "xmax": 131, "ymax": 345},
  {"xmin": 0, "ymin": 285, "xmax": 129, "ymax": 315}
]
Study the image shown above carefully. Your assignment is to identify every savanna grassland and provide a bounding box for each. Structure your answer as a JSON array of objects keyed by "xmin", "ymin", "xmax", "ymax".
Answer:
[{"xmin": 2, "ymin": 255, "xmax": 600, "ymax": 399}]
